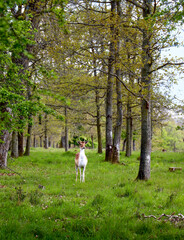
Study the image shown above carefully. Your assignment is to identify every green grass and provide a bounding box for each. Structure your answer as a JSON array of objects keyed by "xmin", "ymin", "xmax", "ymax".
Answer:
[{"xmin": 0, "ymin": 148, "xmax": 184, "ymax": 239}]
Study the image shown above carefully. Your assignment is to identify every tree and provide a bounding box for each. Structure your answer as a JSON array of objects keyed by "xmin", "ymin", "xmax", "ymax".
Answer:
[
  {"xmin": 112, "ymin": 0, "xmax": 123, "ymax": 163},
  {"xmin": 123, "ymin": 0, "xmax": 184, "ymax": 179},
  {"xmin": 0, "ymin": 0, "xmax": 65, "ymax": 167},
  {"xmin": 0, "ymin": 108, "xmax": 12, "ymax": 168},
  {"xmin": 11, "ymin": 131, "xmax": 19, "ymax": 158},
  {"xmin": 136, "ymin": 0, "xmax": 152, "ymax": 180},
  {"xmin": 41, "ymin": 1, "xmax": 107, "ymax": 152},
  {"xmin": 23, "ymin": 0, "xmax": 65, "ymax": 155},
  {"xmin": 0, "ymin": 0, "xmax": 33, "ymax": 167},
  {"xmin": 105, "ymin": 0, "xmax": 116, "ymax": 162}
]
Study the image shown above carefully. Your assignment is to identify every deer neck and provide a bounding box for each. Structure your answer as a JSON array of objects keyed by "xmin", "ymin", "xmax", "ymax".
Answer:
[{"xmin": 80, "ymin": 148, "xmax": 85, "ymax": 156}]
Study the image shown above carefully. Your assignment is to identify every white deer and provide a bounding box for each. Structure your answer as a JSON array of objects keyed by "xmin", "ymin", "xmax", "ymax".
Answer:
[{"xmin": 75, "ymin": 141, "xmax": 88, "ymax": 182}]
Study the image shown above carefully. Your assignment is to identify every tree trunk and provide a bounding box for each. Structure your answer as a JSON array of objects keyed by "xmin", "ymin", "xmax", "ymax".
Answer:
[
  {"xmin": 65, "ymin": 107, "xmax": 69, "ymax": 152},
  {"xmin": 126, "ymin": 98, "xmax": 132, "ymax": 157},
  {"xmin": 33, "ymin": 135, "xmax": 36, "ymax": 147},
  {"xmin": 112, "ymin": 1, "xmax": 123, "ymax": 163},
  {"xmin": 122, "ymin": 139, "xmax": 126, "ymax": 151},
  {"xmin": 137, "ymin": 0, "xmax": 152, "ymax": 180},
  {"xmin": 105, "ymin": 0, "xmax": 115, "ymax": 162},
  {"xmin": 133, "ymin": 139, "xmax": 136, "ymax": 151},
  {"xmin": 91, "ymin": 135, "xmax": 94, "ymax": 149},
  {"xmin": 112, "ymin": 71, "xmax": 123, "ymax": 163},
  {"xmin": 0, "ymin": 106, "xmax": 12, "ymax": 167},
  {"xmin": 96, "ymin": 89, "xmax": 103, "ymax": 154},
  {"xmin": 24, "ymin": 122, "xmax": 32, "ymax": 156},
  {"xmin": 11, "ymin": 131, "xmax": 19, "ymax": 158},
  {"xmin": 137, "ymin": 98, "xmax": 151, "ymax": 180},
  {"xmin": 173, "ymin": 142, "xmax": 176, "ymax": 152},
  {"xmin": 60, "ymin": 136, "xmax": 65, "ymax": 148},
  {"xmin": 24, "ymin": 73, "xmax": 32, "ymax": 156},
  {"xmin": 0, "ymin": 130, "xmax": 12, "ymax": 168},
  {"xmin": 91, "ymin": 39, "xmax": 103, "ymax": 154},
  {"xmin": 44, "ymin": 114, "xmax": 48, "ymax": 149},
  {"xmin": 48, "ymin": 137, "xmax": 51, "ymax": 147},
  {"xmin": 18, "ymin": 132, "xmax": 24, "ymax": 157},
  {"xmin": 40, "ymin": 136, "xmax": 42, "ymax": 147}
]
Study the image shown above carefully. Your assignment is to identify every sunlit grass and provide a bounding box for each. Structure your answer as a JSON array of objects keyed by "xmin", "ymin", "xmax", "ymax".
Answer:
[{"xmin": 0, "ymin": 148, "xmax": 184, "ymax": 239}]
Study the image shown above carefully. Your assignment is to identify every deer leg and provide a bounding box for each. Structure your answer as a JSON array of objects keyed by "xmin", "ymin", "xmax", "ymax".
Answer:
[
  {"xmin": 79, "ymin": 167, "xmax": 82, "ymax": 182},
  {"xmin": 82, "ymin": 167, "xmax": 86, "ymax": 182},
  {"xmin": 75, "ymin": 166, "xmax": 78, "ymax": 182}
]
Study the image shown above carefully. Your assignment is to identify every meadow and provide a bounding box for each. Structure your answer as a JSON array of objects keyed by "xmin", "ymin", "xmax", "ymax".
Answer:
[{"xmin": 0, "ymin": 148, "xmax": 184, "ymax": 240}]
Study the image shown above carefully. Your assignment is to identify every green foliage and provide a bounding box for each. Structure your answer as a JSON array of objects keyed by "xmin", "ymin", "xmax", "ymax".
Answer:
[
  {"xmin": 71, "ymin": 135, "xmax": 85, "ymax": 146},
  {"xmin": 176, "ymin": 125, "xmax": 184, "ymax": 130},
  {"xmin": 70, "ymin": 135, "xmax": 78, "ymax": 146},
  {"xmin": 0, "ymin": 0, "xmax": 66, "ymax": 136},
  {"xmin": 121, "ymin": 130, "xmax": 126, "ymax": 139},
  {"xmin": 39, "ymin": 88, "xmax": 66, "ymax": 103},
  {"xmin": 0, "ymin": 149, "xmax": 184, "ymax": 239},
  {"xmin": 50, "ymin": 0, "xmax": 66, "ymax": 25},
  {"xmin": 0, "ymin": 0, "xmax": 35, "ymax": 133},
  {"xmin": 70, "ymin": 135, "xmax": 95, "ymax": 148},
  {"xmin": 152, "ymin": 120, "xmax": 184, "ymax": 151},
  {"xmin": 133, "ymin": 130, "xmax": 139, "ymax": 141}
]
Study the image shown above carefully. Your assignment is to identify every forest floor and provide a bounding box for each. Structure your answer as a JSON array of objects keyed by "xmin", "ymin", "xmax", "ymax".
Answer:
[{"xmin": 0, "ymin": 148, "xmax": 184, "ymax": 240}]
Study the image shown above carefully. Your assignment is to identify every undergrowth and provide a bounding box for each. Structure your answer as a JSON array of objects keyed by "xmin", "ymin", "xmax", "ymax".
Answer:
[{"xmin": 0, "ymin": 148, "xmax": 184, "ymax": 239}]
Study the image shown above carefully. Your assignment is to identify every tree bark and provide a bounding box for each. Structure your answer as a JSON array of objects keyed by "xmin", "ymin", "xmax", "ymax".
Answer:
[
  {"xmin": 24, "ymin": 76, "xmax": 32, "ymax": 156},
  {"xmin": 126, "ymin": 97, "xmax": 132, "ymax": 157},
  {"xmin": 91, "ymin": 135, "xmax": 94, "ymax": 149},
  {"xmin": 39, "ymin": 136, "xmax": 42, "ymax": 147},
  {"xmin": 49, "ymin": 137, "xmax": 52, "ymax": 147},
  {"xmin": 105, "ymin": 0, "xmax": 115, "ymax": 162},
  {"xmin": 0, "ymin": 130, "xmax": 12, "ymax": 168},
  {"xmin": 44, "ymin": 113, "xmax": 48, "ymax": 149},
  {"xmin": 133, "ymin": 139, "xmax": 136, "ymax": 151},
  {"xmin": 122, "ymin": 139, "xmax": 126, "ymax": 151},
  {"xmin": 137, "ymin": 0, "xmax": 152, "ymax": 180},
  {"xmin": 91, "ymin": 39, "xmax": 103, "ymax": 154},
  {"xmin": 11, "ymin": 131, "xmax": 19, "ymax": 158},
  {"xmin": 112, "ymin": 0, "xmax": 123, "ymax": 164},
  {"xmin": 65, "ymin": 106, "xmax": 69, "ymax": 152},
  {"xmin": 18, "ymin": 132, "xmax": 24, "ymax": 157},
  {"xmin": 33, "ymin": 135, "xmax": 36, "ymax": 147},
  {"xmin": 173, "ymin": 142, "xmax": 176, "ymax": 152},
  {"xmin": 96, "ymin": 89, "xmax": 103, "ymax": 153},
  {"xmin": 112, "ymin": 69, "xmax": 123, "ymax": 163},
  {"xmin": 0, "ymin": 107, "xmax": 12, "ymax": 168},
  {"xmin": 60, "ymin": 136, "xmax": 65, "ymax": 148},
  {"xmin": 24, "ymin": 121, "xmax": 32, "ymax": 156}
]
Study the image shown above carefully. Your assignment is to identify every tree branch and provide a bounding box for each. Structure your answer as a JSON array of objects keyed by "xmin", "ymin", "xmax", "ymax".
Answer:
[
  {"xmin": 150, "ymin": 61, "xmax": 184, "ymax": 74},
  {"xmin": 68, "ymin": 22, "xmax": 105, "ymax": 27},
  {"xmin": 126, "ymin": 0, "xmax": 145, "ymax": 10}
]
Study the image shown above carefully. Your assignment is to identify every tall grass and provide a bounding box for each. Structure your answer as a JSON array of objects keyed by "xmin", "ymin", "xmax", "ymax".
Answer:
[{"xmin": 0, "ymin": 148, "xmax": 184, "ymax": 239}]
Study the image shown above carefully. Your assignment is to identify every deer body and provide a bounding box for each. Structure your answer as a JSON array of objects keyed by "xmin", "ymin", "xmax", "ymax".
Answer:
[{"xmin": 75, "ymin": 141, "xmax": 88, "ymax": 182}]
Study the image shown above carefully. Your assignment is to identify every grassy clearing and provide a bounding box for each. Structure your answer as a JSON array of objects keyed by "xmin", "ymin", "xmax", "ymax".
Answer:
[{"xmin": 0, "ymin": 148, "xmax": 184, "ymax": 240}]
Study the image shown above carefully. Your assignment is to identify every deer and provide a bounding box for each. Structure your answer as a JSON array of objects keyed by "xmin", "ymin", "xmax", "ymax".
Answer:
[{"xmin": 75, "ymin": 141, "xmax": 88, "ymax": 182}]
